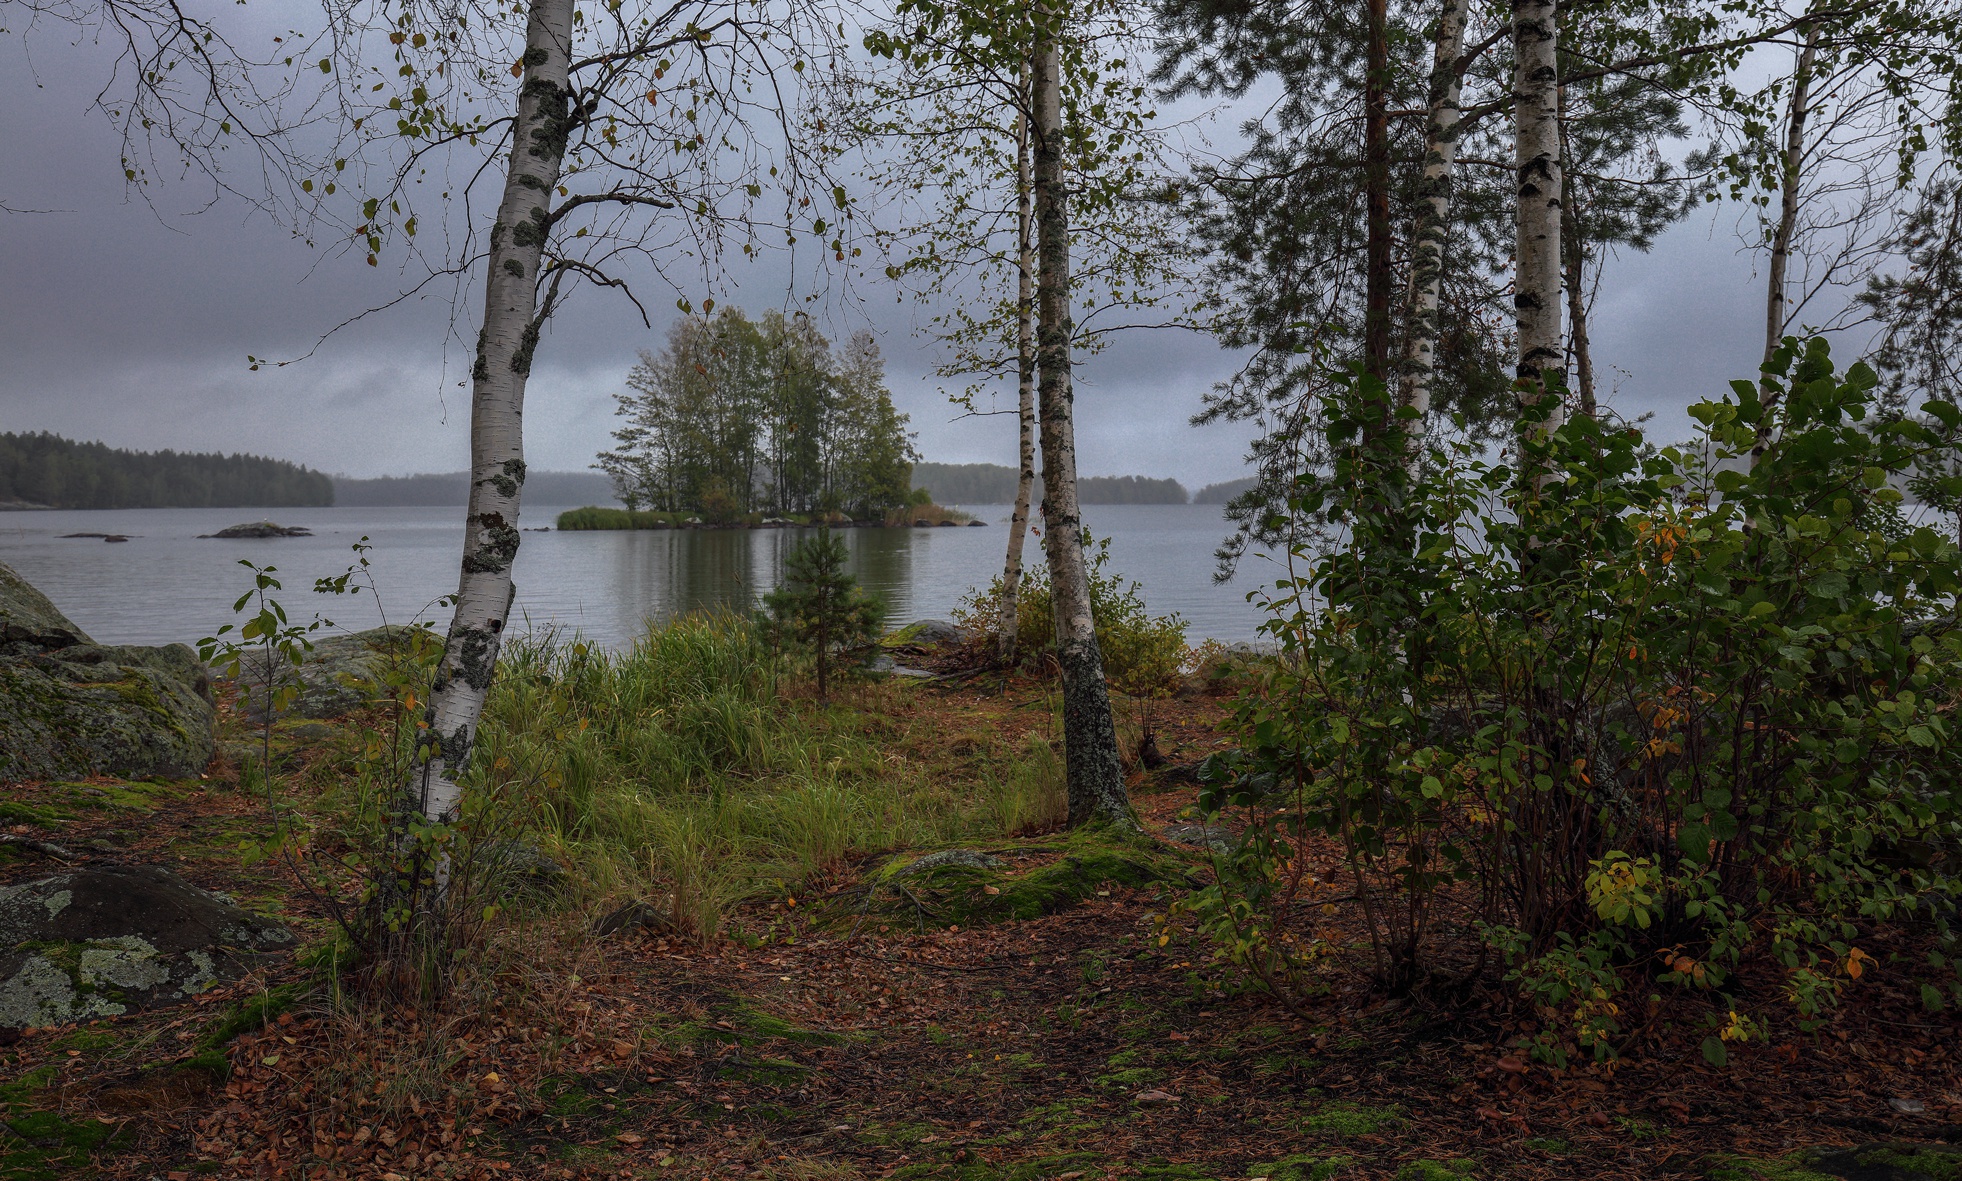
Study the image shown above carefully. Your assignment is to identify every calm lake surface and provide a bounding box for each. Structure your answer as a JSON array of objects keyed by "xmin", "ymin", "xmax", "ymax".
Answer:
[{"xmin": 0, "ymin": 504, "xmax": 1277, "ymax": 649}]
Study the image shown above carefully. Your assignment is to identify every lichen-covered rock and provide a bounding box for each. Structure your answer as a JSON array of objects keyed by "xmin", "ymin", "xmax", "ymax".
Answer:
[
  {"xmin": 0, "ymin": 865, "xmax": 294, "ymax": 1029},
  {"xmin": 0, "ymin": 561, "xmax": 216, "ymax": 784},
  {"xmin": 226, "ymin": 625, "xmax": 435, "ymax": 722}
]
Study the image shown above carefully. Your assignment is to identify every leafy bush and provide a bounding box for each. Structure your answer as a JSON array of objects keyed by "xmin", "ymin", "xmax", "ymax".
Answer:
[
  {"xmin": 957, "ymin": 535, "xmax": 1189, "ymax": 696},
  {"xmin": 1191, "ymin": 339, "xmax": 1962, "ymax": 1063}
]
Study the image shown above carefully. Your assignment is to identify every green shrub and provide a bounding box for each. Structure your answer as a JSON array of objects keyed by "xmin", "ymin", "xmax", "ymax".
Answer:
[
  {"xmin": 957, "ymin": 534, "xmax": 1189, "ymax": 695},
  {"xmin": 555, "ymin": 506, "xmax": 685, "ymax": 529},
  {"xmin": 1191, "ymin": 338, "xmax": 1962, "ymax": 1063}
]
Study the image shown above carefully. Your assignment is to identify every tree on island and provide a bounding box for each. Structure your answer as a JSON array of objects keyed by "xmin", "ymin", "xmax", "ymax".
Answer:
[
  {"xmin": 762, "ymin": 527, "xmax": 885, "ymax": 702},
  {"xmin": 598, "ymin": 310, "xmax": 919, "ymax": 521}
]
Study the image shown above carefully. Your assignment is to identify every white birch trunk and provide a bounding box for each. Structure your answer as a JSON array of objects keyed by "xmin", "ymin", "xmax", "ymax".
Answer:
[
  {"xmin": 1513, "ymin": 0, "xmax": 1564, "ymax": 443},
  {"xmin": 999, "ymin": 80, "xmax": 1038, "ymax": 665},
  {"xmin": 1032, "ymin": 18, "xmax": 1134, "ymax": 830},
  {"xmin": 412, "ymin": 0, "xmax": 574, "ymax": 827},
  {"xmin": 1765, "ymin": 23, "xmax": 1819, "ymax": 365},
  {"xmin": 1398, "ymin": 0, "xmax": 1470, "ymax": 434}
]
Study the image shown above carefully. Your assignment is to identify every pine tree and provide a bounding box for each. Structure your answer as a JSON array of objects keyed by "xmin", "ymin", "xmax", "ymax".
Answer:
[{"xmin": 762, "ymin": 527, "xmax": 885, "ymax": 701}]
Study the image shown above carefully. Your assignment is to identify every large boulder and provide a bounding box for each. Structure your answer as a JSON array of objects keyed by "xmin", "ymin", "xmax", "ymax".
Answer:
[
  {"xmin": 0, "ymin": 865, "xmax": 295, "ymax": 1029},
  {"xmin": 226, "ymin": 625, "xmax": 435, "ymax": 723},
  {"xmin": 0, "ymin": 561, "xmax": 216, "ymax": 783}
]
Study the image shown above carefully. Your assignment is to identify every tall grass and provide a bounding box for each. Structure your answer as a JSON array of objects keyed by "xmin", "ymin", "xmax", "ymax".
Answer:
[{"xmin": 469, "ymin": 613, "xmax": 1064, "ymax": 935}]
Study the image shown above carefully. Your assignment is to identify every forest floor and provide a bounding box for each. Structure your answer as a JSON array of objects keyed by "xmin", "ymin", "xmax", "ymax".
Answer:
[{"xmin": 3, "ymin": 674, "xmax": 1961, "ymax": 1181}]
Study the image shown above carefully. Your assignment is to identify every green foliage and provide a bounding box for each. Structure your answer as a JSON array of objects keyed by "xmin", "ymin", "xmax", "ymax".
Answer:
[
  {"xmin": 555, "ymin": 506, "xmax": 689, "ymax": 530},
  {"xmin": 761, "ymin": 527, "xmax": 886, "ymax": 700},
  {"xmin": 1194, "ymin": 338, "xmax": 1962, "ymax": 1060},
  {"xmin": 598, "ymin": 310, "xmax": 917, "ymax": 520},
  {"xmin": 0, "ymin": 431, "xmax": 334, "ymax": 509},
  {"xmin": 957, "ymin": 535, "xmax": 1189, "ymax": 694}
]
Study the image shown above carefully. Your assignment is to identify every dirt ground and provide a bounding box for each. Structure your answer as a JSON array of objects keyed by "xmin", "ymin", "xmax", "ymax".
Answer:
[{"xmin": 3, "ymin": 677, "xmax": 1960, "ymax": 1181}]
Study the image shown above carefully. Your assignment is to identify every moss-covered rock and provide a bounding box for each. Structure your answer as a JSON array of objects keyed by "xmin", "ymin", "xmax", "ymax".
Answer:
[
  {"xmin": 850, "ymin": 829, "xmax": 1196, "ymax": 927},
  {"xmin": 0, "ymin": 561, "xmax": 216, "ymax": 783},
  {"xmin": 0, "ymin": 865, "xmax": 294, "ymax": 1029},
  {"xmin": 226, "ymin": 625, "xmax": 434, "ymax": 722}
]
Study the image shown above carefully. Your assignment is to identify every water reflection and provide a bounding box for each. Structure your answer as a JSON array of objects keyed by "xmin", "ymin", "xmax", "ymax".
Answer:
[{"xmin": 0, "ymin": 504, "xmax": 1264, "ymax": 648}]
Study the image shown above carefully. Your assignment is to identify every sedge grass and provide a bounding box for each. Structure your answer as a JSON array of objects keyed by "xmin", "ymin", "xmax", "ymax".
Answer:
[{"xmin": 468, "ymin": 613, "xmax": 1064, "ymax": 935}]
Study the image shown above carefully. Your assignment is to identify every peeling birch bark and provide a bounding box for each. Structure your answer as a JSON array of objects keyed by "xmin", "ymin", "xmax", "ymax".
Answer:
[
  {"xmin": 999, "ymin": 71, "xmax": 1038, "ymax": 666},
  {"xmin": 412, "ymin": 0, "xmax": 574, "ymax": 828},
  {"xmin": 1032, "ymin": 20, "xmax": 1134, "ymax": 830},
  {"xmin": 1398, "ymin": 0, "xmax": 1470, "ymax": 437}
]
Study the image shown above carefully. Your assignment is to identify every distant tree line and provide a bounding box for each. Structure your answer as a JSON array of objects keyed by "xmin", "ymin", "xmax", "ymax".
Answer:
[
  {"xmin": 911, "ymin": 462, "xmax": 1189, "ymax": 505},
  {"xmin": 334, "ymin": 470, "xmax": 619, "ymax": 507},
  {"xmin": 1191, "ymin": 477, "xmax": 1256, "ymax": 506},
  {"xmin": 0, "ymin": 432, "xmax": 334, "ymax": 510},
  {"xmin": 598, "ymin": 310, "xmax": 917, "ymax": 521}
]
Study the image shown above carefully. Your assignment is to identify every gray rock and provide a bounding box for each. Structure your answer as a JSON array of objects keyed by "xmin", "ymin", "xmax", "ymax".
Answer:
[
  {"xmin": 899, "ymin": 849, "xmax": 1005, "ymax": 876},
  {"xmin": 591, "ymin": 899, "xmax": 676, "ymax": 937},
  {"xmin": 1161, "ymin": 823, "xmax": 1237, "ymax": 856},
  {"xmin": 888, "ymin": 619, "xmax": 970, "ymax": 647},
  {"xmin": 0, "ymin": 561, "xmax": 216, "ymax": 783},
  {"xmin": 0, "ymin": 865, "xmax": 294, "ymax": 1029},
  {"xmin": 199, "ymin": 521, "xmax": 313, "ymax": 539},
  {"xmin": 0, "ymin": 561, "xmax": 90, "ymax": 651},
  {"xmin": 227, "ymin": 625, "xmax": 434, "ymax": 723},
  {"xmin": 478, "ymin": 839, "xmax": 568, "ymax": 897}
]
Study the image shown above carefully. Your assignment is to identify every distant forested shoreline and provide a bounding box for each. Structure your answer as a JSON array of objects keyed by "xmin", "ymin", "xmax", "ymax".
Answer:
[
  {"xmin": 0, "ymin": 432, "xmax": 334, "ymax": 510},
  {"xmin": 911, "ymin": 462, "xmax": 1190, "ymax": 505}
]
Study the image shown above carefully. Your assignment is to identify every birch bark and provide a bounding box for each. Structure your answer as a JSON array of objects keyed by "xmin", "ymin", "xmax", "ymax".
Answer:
[
  {"xmin": 1513, "ymin": 0, "xmax": 1564, "ymax": 440},
  {"xmin": 1363, "ymin": 0, "xmax": 1394, "ymax": 386},
  {"xmin": 999, "ymin": 71, "xmax": 1038, "ymax": 665},
  {"xmin": 411, "ymin": 0, "xmax": 574, "ymax": 828},
  {"xmin": 1398, "ymin": 0, "xmax": 1468, "ymax": 431},
  {"xmin": 1032, "ymin": 18, "xmax": 1134, "ymax": 830},
  {"xmin": 1765, "ymin": 23, "xmax": 1820, "ymax": 364}
]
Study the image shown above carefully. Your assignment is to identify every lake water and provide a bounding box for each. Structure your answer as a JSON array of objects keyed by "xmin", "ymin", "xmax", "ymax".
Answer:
[{"xmin": 0, "ymin": 504, "xmax": 1278, "ymax": 649}]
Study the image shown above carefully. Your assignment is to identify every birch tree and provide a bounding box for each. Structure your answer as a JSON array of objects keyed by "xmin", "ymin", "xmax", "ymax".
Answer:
[
  {"xmin": 1031, "ymin": 2, "xmax": 1132, "ymax": 827},
  {"xmin": 848, "ymin": 0, "xmax": 1196, "ymax": 667},
  {"xmin": 259, "ymin": 0, "xmax": 853, "ymax": 864}
]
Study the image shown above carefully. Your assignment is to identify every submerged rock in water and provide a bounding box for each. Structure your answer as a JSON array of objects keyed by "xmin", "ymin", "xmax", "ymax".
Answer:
[
  {"xmin": 0, "ymin": 560, "xmax": 216, "ymax": 783},
  {"xmin": 0, "ymin": 865, "xmax": 294, "ymax": 1029},
  {"xmin": 201, "ymin": 521, "xmax": 313, "ymax": 539}
]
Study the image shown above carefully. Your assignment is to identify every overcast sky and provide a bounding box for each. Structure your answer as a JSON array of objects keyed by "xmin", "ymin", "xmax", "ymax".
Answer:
[{"xmin": 0, "ymin": 14, "xmax": 1841, "ymax": 491}]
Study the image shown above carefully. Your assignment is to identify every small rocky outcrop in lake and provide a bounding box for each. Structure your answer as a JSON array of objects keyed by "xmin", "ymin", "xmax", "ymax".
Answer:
[
  {"xmin": 0, "ymin": 865, "xmax": 294, "ymax": 1029},
  {"xmin": 200, "ymin": 521, "xmax": 313, "ymax": 539},
  {"xmin": 59, "ymin": 532, "xmax": 131, "ymax": 542},
  {"xmin": 0, "ymin": 561, "xmax": 216, "ymax": 783}
]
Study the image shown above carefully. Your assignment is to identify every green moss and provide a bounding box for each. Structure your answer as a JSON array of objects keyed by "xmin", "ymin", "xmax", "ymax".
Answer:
[
  {"xmin": 0, "ymin": 1062, "xmax": 129, "ymax": 1181},
  {"xmin": 887, "ymin": 1151, "xmax": 1104, "ymax": 1181},
  {"xmin": 1139, "ymin": 1164, "xmax": 1218, "ymax": 1181},
  {"xmin": 1298, "ymin": 1102, "xmax": 1399, "ymax": 1137},
  {"xmin": 864, "ymin": 829, "xmax": 1193, "ymax": 928},
  {"xmin": 1616, "ymin": 1116, "xmax": 1668, "ymax": 1141},
  {"xmin": 199, "ymin": 981, "xmax": 304, "ymax": 1051},
  {"xmin": 1247, "ymin": 1154, "xmax": 1353, "ymax": 1181},
  {"xmin": 1702, "ymin": 1156, "xmax": 1838, "ymax": 1181},
  {"xmin": 1093, "ymin": 1066, "xmax": 1166, "ymax": 1090},
  {"xmin": 1521, "ymin": 1138, "xmax": 1567, "ymax": 1154},
  {"xmin": 1392, "ymin": 1162, "xmax": 1474, "ymax": 1181}
]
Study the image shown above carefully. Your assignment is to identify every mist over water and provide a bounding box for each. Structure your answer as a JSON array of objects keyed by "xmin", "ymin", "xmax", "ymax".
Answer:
[{"xmin": 0, "ymin": 503, "xmax": 1271, "ymax": 649}]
